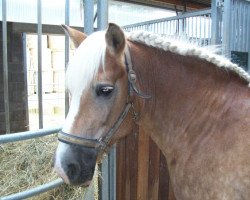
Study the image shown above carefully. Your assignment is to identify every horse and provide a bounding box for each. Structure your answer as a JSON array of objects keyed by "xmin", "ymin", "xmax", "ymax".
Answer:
[{"xmin": 54, "ymin": 23, "xmax": 250, "ymax": 199}]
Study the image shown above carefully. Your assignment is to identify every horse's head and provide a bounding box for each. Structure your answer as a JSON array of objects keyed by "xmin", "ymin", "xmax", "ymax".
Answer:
[{"xmin": 54, "ymin": 24, "xmax": 137, "ymax": 186}]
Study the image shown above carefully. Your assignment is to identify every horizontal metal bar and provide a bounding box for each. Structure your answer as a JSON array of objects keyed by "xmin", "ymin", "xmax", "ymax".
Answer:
[
  {"xmin": 0, "ymin": 127, "xmax": 61, "ymax": 144},
  {"xmin": 0, "ymin": 178, "xmax": 64, "ymax": 200},
  {"xmin": 123, "ymin": 9, "xmax": 211, "ymax": 30}
]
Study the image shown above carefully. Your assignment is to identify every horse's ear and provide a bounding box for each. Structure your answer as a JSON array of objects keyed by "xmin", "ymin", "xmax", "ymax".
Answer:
[
  {"xmin": 105, "ymin": 23, "xmax": 125, "ymax": 56},
  {"xmin": 61, "ymin": 25, "xmax": 87, "ymax": 48}
]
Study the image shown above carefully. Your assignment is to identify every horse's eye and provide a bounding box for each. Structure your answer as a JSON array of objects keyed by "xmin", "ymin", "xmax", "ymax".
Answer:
[{"xmin": 96, "ymin": 85, "xmax": 114, "ymax": 97}]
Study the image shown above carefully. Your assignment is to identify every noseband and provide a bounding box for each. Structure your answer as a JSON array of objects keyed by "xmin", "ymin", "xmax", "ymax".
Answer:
[{"xmin": 58, "ymin": 45, "xmax": 150, "ymax": 152}]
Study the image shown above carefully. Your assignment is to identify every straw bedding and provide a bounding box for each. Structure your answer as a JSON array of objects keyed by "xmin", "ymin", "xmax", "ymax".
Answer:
[{"xmin": 0, "ymin": 134, "xmax": 91, "ymax": 200}]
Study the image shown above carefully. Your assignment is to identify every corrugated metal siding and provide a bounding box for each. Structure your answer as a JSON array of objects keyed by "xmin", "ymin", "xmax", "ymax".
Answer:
[{"xmin": 229, "ymin": 0, "xmax": 250, "ymax": 52}]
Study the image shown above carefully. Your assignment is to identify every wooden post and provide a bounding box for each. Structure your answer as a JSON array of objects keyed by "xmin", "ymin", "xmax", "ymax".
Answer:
[
  {"xmin": 148, "ymin": 138, "xmax": 160, "ymax": 200},
  {"xmin": 116, "ymin": 139, "xmax": 126, "ymax": 200},
  {"xmin": 136, "ymin": 129, "xmax": 149, "ymax": 200}
]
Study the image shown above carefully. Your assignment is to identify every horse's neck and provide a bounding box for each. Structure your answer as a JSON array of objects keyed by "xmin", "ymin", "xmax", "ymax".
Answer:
[{"xmin": 130, "ymin": 41, "xmax": 249, "ymax": 161}]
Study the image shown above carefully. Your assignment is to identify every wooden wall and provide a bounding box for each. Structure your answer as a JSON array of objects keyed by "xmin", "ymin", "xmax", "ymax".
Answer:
[{"xmin": 116, "ymin": 128, "xmax": 176, "ymax": 200}]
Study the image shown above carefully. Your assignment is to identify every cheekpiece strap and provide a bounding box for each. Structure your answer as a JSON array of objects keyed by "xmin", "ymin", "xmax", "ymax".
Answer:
[{"xmin": 125, "ymin": 45, "xmax": 151, "ymax": 99}]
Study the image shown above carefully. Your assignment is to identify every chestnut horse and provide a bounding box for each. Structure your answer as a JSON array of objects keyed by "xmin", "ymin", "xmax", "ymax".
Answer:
[{"xmin": 54, "ymin": 23, "xmax": 250, "ymax": 199}]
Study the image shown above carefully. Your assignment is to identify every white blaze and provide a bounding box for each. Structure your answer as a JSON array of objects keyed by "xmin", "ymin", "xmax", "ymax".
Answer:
[{"xmin": 63, "ymin": 31, "xmax": 106, "ymax": 133}]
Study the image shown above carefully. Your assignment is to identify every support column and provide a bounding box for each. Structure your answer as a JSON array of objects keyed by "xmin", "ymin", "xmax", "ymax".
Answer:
[
  {"xmin": 211, "ymin": 0, "xmax": 223, "ymax": 46},
  {"xmin": 2, "ymin": 0, "xmax": 10, "ymax": 133},
  {"xmin": 84, "ymin": 0, "xmax": 94, "ymax": 35},
  {"xmin": 64, "ymin": 0, "xmax": 70, "ymax": 116},
  {"xmin": 37, "ymin": 0, "xmax": 43, "ymax": 128},
  {"xmin": 97, "ymin": 0, "xmax": 108, "ymax": 30}
]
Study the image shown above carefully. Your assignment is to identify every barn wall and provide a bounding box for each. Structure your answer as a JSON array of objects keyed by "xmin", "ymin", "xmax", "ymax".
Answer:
[{"xmin": 0, "ymin": 22, "xmax": 28, "ymax": 134}]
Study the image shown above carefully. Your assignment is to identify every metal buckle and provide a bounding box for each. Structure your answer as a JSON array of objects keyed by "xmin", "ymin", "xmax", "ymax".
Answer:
[{"xmin": 128, "ymin": 69, "xmax": 137, "ymax": 83}]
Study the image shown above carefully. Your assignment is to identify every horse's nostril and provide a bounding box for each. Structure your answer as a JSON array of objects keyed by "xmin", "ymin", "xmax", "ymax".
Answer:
[{"xmin": 66, "ymin": 163, "xmax": 80, "ymax": 182}]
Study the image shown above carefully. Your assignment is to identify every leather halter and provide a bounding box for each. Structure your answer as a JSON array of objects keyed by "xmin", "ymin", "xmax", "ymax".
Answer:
[{"xmin": 58, "ymin": 45, "xmax": 150, "ymax": 152}]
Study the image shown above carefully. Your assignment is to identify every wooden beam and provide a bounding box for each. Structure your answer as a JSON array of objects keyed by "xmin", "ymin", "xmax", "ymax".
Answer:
[
  {"xmin": 116, "ymin": 139, "xmax": 126, "ymax": 200},
  {"xmin": 136, "ymin": 129, "xmax": 150, "ymax": 200},
  {"xmin": 11, "ymin": 22, "xmax": 88, "ymax": 34},
  {"xmin": 126, "ymin": 130, "xmax": 139, "ymax": 199},
  {"xmin": 148, "ymin": 138, "xmax": 161, "ymax": 200},
  {"xmin": 155, "ymin": 0, "xmax": 210, "ymax": 9}
]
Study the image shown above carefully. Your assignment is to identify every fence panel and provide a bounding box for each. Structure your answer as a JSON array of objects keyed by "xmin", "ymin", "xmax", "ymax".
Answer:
[
  {"xmin": 123, "ymin": 9, "xmax": 212, "ymax": 47},
  {"xmin": 0, "ymin": 128, "xmax": 63, "ymax": 199}
]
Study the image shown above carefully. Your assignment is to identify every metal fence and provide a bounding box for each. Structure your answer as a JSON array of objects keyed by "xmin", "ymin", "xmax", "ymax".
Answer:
[
  {"xmin": 123, "ymin": 0, "xmax": 250, "ymax": 65},
  {"xmin": 1, "ymin": 0, "xmax": 110, "ymax": 198},
  {"xmin": 123, "ymin": 9, "xmax": 212, "ymax": 46},
  {"xmin": 0, "ymin": 0, "xmax": 69, "ymax": 198},
  {"xmin": 0, "ymin": 128, "xmax": 63, "ymax": 200}
]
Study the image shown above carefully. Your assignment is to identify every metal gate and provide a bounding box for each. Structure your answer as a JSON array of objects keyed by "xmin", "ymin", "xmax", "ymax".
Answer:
[
  {"xmin": 0, "ymin": 0, "xmax": 106, "ymax": 199},
  {"xmin": 124, "ymin": 9, "xmax": 212, "ymax": 47},
  {"xmin": 123, "ymin": 0, "xmax": 250, "ymax": 70}
]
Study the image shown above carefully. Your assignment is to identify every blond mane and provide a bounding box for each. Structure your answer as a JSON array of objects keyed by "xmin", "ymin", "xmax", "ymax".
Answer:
[{"xmin": 126, "ymin": 30, "xmax": 250, "ymax": 86}]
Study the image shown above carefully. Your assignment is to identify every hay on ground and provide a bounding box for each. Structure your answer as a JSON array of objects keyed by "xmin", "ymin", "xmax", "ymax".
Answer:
[{"xmin": 0, "ymin": 134, "xmax": 98, "ymax": 200}]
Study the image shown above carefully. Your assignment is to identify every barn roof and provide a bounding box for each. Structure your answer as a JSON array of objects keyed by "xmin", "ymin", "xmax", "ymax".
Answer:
[{"xmin": 116, "ymin": 0, "xmax": 211, "ymax": 11}]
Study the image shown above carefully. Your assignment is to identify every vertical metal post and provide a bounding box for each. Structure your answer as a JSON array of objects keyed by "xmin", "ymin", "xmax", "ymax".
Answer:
[
  {"xmin": 100, "ymin": 146, "xmax": 116, "ymax": 200},
  {"xmin": 211, "ymin": 0, "xmax": 222, "ymax": 45},
  {"xmin": 222, "ymin": 0, "xmax": 231, "ymax": 56},
  {"xmin": 247, "ymin": 2, "xmax": 250, "ymax": 54},
  {"xmin": 64, "ymin": 0, "xmax": 70, "ymax": 116},
  {"xmin": 97, "ymin": 0, "xmax": 108, "ymax": 30},
  {"xmin": 96, "ymin": 1, "xmax": 116, "ymax": 199},
  {"xmin": 203, "ymin": 16, "xmax": 205, "ymax": 45},
  {"xmin": 208, "ymin": 14, "xmax": 211, "ymax": 45},
  {"xmin": 2, "ymin": 0, "xmax": 10, "ymax": 133},
  {"xmin": 195, "ymin": 16, "xmax": 198, "ymax": 44},
  {"xmin": 84, "ymin": 0, "xmax": 94, "ymax": 35},
  {"xmin": 37, "ymin": 0, "xmax": 43, "ymax": 128},
  {"xmin": 191, "ymin": 17, "xmax": 193, "ymax": 39},
  {"xmin": 109, "ymin": 146, "xmax": 116, "ymax": 200},
  {"xmin": 242, "ymin": 2, "xmax": 247, "ymax": 52},
  {"xmin": 22, "ymin": 33, "xmax": 30, "ymax": 129}
]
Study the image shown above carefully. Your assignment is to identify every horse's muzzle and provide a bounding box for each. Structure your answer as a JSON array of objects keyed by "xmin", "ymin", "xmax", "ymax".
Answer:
[{"xmin": 54, "ymin": 142, "xmax": 98, "ymax": 186}]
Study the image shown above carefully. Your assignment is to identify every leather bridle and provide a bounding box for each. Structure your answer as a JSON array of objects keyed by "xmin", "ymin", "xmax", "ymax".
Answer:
[{"xmin": 58, "ymin": 45, "xmax": 150, "ymax": 152}]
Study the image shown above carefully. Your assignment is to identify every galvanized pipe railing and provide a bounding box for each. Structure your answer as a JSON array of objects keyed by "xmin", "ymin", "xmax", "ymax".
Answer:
[
  {"xmin": 0, "ymin": 127, "xmax": 61, "ymax": 144},
  {"xmin": 1, "ymin": 179, "xmax": 64, "ymax": 200},
  {"xmin": 123, "ymin": 9, "xmax": 211, "ymax": 30},
  {"xmin": 65, "ymin": 0, "xmax": 70, "ymax": 116},
  {"xmin": 123, "ymin": 9, "xmax": 212, "ymax": 47},
  {"xmin": 2, "ymin": 0, "xmax": 10, "ymax": 133},
  {"xmin": 0, "ymin": 127, "xmax": 62, "ymax": 199},
  {"xmin": 37, "ymin": 0, "xmax": 43, "ymax": 129}
]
